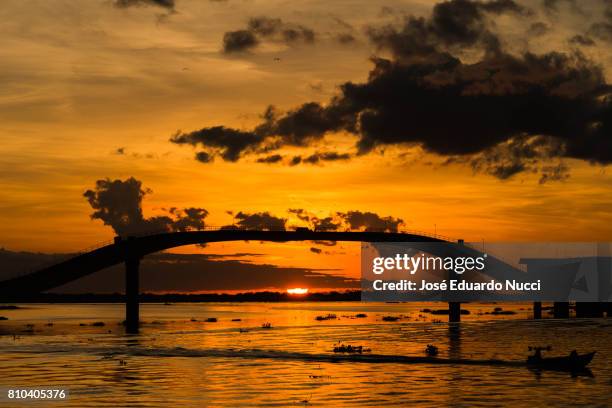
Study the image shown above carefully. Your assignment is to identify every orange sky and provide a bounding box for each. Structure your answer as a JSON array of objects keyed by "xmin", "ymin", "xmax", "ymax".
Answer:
[{"xmin": 1, "ymin": 0, "xmax": 612, "ymax": 288}]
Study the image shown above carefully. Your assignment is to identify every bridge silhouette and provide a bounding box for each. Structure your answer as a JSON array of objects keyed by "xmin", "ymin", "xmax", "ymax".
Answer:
[{"xmin": 0, "ymin": 227, "xmax": 521, "ymax": 332}]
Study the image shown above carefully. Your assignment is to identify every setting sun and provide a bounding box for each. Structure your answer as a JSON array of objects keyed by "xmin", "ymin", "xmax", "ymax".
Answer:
[{"xmin": 287, "ymin": 288, "xmax": 309, "ymax": 295}]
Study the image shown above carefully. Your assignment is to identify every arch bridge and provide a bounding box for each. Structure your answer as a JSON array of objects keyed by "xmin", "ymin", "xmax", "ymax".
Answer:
[{"xmin": 0, "ymin": 228, "xmax": 502, "ymax": 332}]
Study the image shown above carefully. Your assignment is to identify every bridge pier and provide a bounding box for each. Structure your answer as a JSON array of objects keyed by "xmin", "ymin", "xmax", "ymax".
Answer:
[
  {"xmin": 449, "ymin": 239, "xmax": 464, "ymax": 323},
  {"xmin": 118, "ymin": 236, "xmax": 142, "ymax": 334},
  {"xmin": 449, "ymin": 302, "xmax": 461, "ymax": 323},
  {"xmin": 125, "ymin": 255, "xmax": 140, "ymax": 333},
  {"xmin": 553, "ymin": 302, "xmax": 570, "ymax": 319},
  {"xmin": 533, "ymin": 301, "xmax": 542, "ymax": 319},
  {"xmin": 575, "ymin": 302, "xmax": 604, "ymax": 318}
]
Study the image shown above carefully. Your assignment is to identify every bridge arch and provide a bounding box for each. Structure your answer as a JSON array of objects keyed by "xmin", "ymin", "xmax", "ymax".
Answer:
[{"xmin": 1, "ymin": 229, "xmax": 496, "ymax": 331}]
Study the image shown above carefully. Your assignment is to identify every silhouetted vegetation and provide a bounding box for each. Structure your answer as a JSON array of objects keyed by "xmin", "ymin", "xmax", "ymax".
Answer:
[{"xmin": 1, "ymin": 291, "xmax": 361, "ymax": 303}]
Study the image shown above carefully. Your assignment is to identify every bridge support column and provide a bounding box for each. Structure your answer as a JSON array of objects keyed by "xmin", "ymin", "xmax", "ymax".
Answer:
[
  {"xmin": 575, "ymin": 302, "xmax": 604, "ymax": 318},
  {"xmin": 448, "ymin": 239, "xmax": 464, "ymax": 323},
  {"xmin": 449, "ymin": 302, "xmax": 461, "ymax": 323},
  {"xmin": 533, "ymin": 301, "xmax": 542, "ymax": 320},
  {"xmin": 553, "ymin": 302, "xmax": 569, "ymax": 319},
  {"xmin": 125, "ymin": 254, "xmax": 140, "ymax": 333}
]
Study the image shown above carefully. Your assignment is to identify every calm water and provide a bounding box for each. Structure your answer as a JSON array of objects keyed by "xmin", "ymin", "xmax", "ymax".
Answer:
[{"xmin": 0, "ymin": 302, "xmax": 610, "ymax": 407}]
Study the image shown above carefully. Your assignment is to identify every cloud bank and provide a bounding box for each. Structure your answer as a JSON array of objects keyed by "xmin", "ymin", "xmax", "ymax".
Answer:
[
  {"xmin": 171, "ymin": 0, "xmax": 612, "ymax": 182},
  {"xmin": 222, "ymin": 17, "xmax": 315, "ymax": 53}
]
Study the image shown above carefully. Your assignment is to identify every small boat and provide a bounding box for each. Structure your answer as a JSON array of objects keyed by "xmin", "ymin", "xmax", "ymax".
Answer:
[
  {"xmin": 425, "ymin": 344, "xmax": 439, "ymax": 356},
  {"xmin": 527, "ymin": 349, "xmax": 595, "ymax": 371},
  {"xmin": 333, "ymin": 344, "xmax": 371, "ymax": 354}
]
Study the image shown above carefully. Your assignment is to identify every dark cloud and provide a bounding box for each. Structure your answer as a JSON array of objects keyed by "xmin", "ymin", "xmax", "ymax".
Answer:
[
  {"xmin": 288, "ymin": 208, "xmax": 403, "ymax": 232},
  {"xmin": 448, "ymin": 134, "xmax": 566, "ymax": 180},
  {"xmin": 585, "ymin": 1, "xmax": 612, "ymax": 42},
  {"xmin": 336, "ymin": 33, "xmax": 356, "ymax": 44},
  {"xmin": 248, "ymin": 17, "xmax": 315, "ymax": 43},
  {"xmin": 184, "ymin": 51, "xmax": 610, "ymax": 176},
  {"xmin": 83, "ymin": 177, "xmax": 208, "ymax": 236},
  {"xmin": 222, "ymin": 30, "xmax": 259, "ymax": 53},
  {"xmin": 288, "ymin": 208, "xmax": 310, "ymax": 222},
  {"xmin": 314, "ymin": 217, "xmax": 341, "ymax": 232},
  {"xmin": 569, "ymin": 34, "xmax": 595, "ymax": 46},
  {"xmin": 256, "ymin": 154, "xmax": 283, "ymax": 164},
  {"xmin": 290, "ymin": 151, "xmax": 351, "ymax": 165},
  {"xmin": 171, "ymin": 127, "xmax": 265, "ymax": 162},
  {"xmin": 528, "ymin": 22, "xmax": 550, "ymax": 36},
  {"xmin": 336, "ymin": 211, "xmax": 404, "ymax": 232},
  {"xmin": 171, "ymin": 104, "xmax": 352, "ymax": 163},
  {"xmin": 195, "ymin": 151, "xmax": 213, "ymax": 163},
  {"xmin": 542, "ymin": 0, "xmax": 584, "ymax": 14},
  {"xmin": 589, "ymin": 22, "xmax": 612, "ymax": 42},
  {"xmin": 220, "ymin": 17, "xmax": 315, "ymax": 54},
  {"xmin": 167, "ymin": 207, "xmax": 209, "ymax": 231},
  {"xmin": 539, "ymin": 162, "xmax": 570, "ymax": 184},
  {"xmin": 113, "ymin": 0, "xmax": 175, "ymax": 10},
  {"xmin": 367, "ymin": 0, "xmax": 528, "ymax": 58},
  {"xmin": 172, "ymin": 0, "xmax": 612, "ymax": 182},
  {"xmin": 233, "ymin": 211, "xmax": 287, "ymax": 230},
  {"xmin": 288, "ymin": 209, "xmax": 342, "ymax": 231},
  {"xmin": 310, "ymin": 247, "xmax": 323, "ymax": 254}
]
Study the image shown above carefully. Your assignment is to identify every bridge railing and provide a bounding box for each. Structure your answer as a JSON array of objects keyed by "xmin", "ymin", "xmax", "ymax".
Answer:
[
  {"xmin": 114, "ymin": 225, "xmax": 458, "ymax": 243},
  {"xmin": 11, "ymin": 238, "xmax": 118, "ymax": 278}
]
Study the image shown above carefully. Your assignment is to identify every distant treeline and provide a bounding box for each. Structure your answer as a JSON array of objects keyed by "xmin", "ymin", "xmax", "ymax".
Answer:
[{"xmin": 2, "ymin": 291, "xmax": 361, "ymax": 303}]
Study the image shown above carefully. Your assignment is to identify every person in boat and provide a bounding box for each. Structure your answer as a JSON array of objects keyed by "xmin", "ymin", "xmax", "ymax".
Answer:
[{"xmin": 533, "ymin": 347, "xmax": 542, "ymax": 361}]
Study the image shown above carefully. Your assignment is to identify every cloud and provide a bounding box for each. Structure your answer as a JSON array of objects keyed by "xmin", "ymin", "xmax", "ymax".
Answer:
[
  {"xmin": 83, "ymin": 177, "xmax": 208, "ymax": 236},
  {"xmin": 288, "ymin": 209, "xmax": 342, "ymax": 231},
  {"xmin": 233, "ymin": 211, "xmax": 287, "ymax": 230},
  {"xmin": 221, "ymin": 16, "xmax": 315, "ymax": 53},
  {"xmin": 589, "ymin": 22, "xmax": 612, "ymax": 42},
  {"xmin": 167, "ymin": 207, "xmax": 209, "ymax": 231},
  {"xmin": 171, "ymin": 105, "xmax": 351, "ymax": 163},
  {"xmin": 366, "ymin": 0, "xmax": 528, "ymax": 57},
  {"xmin": 256, "ymin": 154, "xmax": 283, "ymax": 164},
  {"xmin": 528, "ymin": 22, "xmax": 550, "ymax": 36},
  {"xmin": 310, "ymin": 247, "xmax": 322, "ymax": 254},
  {"xmin": 171, "ymin": 0, "xmax": 612, "ymax": 182},
  {"xmin": 287, "ymin": 208, "xmax": 402, "ymax": 232},
  {"xmin": 288, "ymin": 151, "xmax": 351, "ymax": 166},
  {"xmin": 336, "ymin": 211, "xmax": 404, "ymax": 232},
  {"xmin": 569, "ymin": 34, "xmax": 595, "ymax": 46},
  {"xmin": 195, "ymin": 151, "xmax": 213, "ymax": 163},
  {"xmin": 542, "ymin": 0, "xmax": 584, "ymax": 14},
  {"xmin": 584, "ymin": 1, "xmax": 612, "ymax": 42},
  {"xmin": 539, "ymin": 162, "xmax": 570, "ymax": 184},
  {"xmin": 113, "ymin": 0, "xmax": 175, "ymax": 10},
  {"xmin": 445, "ymin": 134, "xmax": 566, "ymax": 180},
  {"xmin": 248, "ymin": 17, "xmax": 315, "ymax": 43},
  {"xmin": 171, "ymin": 127, "xmax": 265, "ymax": 162},
  {"xmin": 336, "ymin": 33, "xmax": 356, "ymax": 44},
  {"xmin": 222, "ymin": 30, "xmax": 259, "ymax": 53}
]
